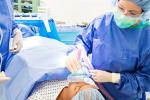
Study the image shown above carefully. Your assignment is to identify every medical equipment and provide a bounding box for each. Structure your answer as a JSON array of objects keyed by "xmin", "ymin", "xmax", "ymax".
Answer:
[
  {"xmin": 14, "ymin": 13, "xmax": 60, "ymax": 40},
  {"xmin": 13, "ymin": 0, "xmax": 40, "ymax": 13},
  {"xmin": 67, "ymin": 48, "xmax": 98, "ymax": 88}
]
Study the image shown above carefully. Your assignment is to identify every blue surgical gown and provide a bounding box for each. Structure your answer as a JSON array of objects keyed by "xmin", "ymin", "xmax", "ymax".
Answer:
[
  {"xmin": 74, "ymin": 12, "xmax": 150, "ymax": 100},
  {"xmin": 0, "ymin": 0, "xmax": 18, "ymax": 71}
]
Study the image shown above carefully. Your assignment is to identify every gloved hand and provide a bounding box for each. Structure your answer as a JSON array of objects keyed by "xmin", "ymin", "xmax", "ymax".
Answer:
[
  {"xmin": 10, "ymin": 29, "xmax": 23, "ymax": 53},
  {"xmin": 90, "ymin": 70, "xmax": 120, "ymax": 83},
  {"xmin": 66, "ymin": 49, "xmax": 82, "ymax": 73},
  {"xmin": 0, "ymin": 71, "xmax": 10, "ymax": 83}
]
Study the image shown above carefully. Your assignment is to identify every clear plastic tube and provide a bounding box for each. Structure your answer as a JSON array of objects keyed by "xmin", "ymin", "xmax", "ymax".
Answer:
[{"xmin": 67, "ymin": 48, "xmax": 97, "ymax": 87}]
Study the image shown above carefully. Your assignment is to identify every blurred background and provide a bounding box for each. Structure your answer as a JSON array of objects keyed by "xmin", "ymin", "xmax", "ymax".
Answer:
[
  {"xmin": 13, "ymin": 0, "xmax": 112, "ymax": 24},
  {"xmin": 13, "ymin": 0, "xmax": 113, "ymax": 44}
]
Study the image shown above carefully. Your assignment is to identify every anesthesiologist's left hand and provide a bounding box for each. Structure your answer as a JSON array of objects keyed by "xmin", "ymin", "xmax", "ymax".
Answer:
[
  {"xmin": 66, "ymin": 49, "xmax": 82, "ymax": 73},
  {"xmin": 90, "ymin": 70, "xmax": 120, "ymax": 83},
  {"xmin": 10, "ymin": 29, "xmax": 23, "ymax": 53}
]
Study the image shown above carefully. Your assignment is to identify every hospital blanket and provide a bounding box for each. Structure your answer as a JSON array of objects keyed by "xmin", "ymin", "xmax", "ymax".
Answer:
[{"xmin": 5, "ymin": 36, "xmax": 70, "ymax": 100}]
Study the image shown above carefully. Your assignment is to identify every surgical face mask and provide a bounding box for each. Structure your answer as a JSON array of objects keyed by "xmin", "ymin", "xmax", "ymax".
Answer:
[{"xmin": 113, "ymin": 8, "xmax": 142, "ymax": 28}]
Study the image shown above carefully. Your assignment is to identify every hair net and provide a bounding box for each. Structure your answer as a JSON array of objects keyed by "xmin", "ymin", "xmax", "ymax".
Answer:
[
  {"xmin": 72, "ymin": 88, "xmax": 105, "ymax": 100},
  {"xmin": 112, "ymin": 0, "xmax": 150, "ymax": 21}
]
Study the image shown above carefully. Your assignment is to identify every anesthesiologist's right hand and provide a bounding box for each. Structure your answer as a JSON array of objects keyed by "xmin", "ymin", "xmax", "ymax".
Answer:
[
  {"xmin": 66, "ymin": 49, "xmax": 82, "ymax": 73},
  {"xmin": 0, "ymin": 72, "xmax": 10, "ymax": 83},
  {"xmin": 10, "ymin": 29, "xmax": 23, "ymax": 53}
]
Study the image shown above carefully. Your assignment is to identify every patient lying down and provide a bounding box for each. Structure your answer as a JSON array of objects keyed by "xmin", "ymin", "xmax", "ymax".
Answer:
[
  {"xmin": 56, "ymin": 66, "xmax": 105, "ymax": 100},
  {"xmin": 28, "ymin": 66, "xmax": 106, "ymax": 100},
  {"xmin": 56, "ymin": 81, "xmax": 104, "ymax": 100},
  {"xmin": 28, "ymin": 48, "xmax": 107, "ymax": 100},
  {"xmin": 28, "ymin": 80, "xmax": 105, "ymax": 100}
]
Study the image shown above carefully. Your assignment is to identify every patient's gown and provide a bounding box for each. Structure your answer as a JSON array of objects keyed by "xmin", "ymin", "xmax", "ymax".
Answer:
[
  {"xmin": 28, "ymin": 80, "xmax": 104, "ymax": 100},
  {"xmin": 28, "ymin": 80, "xmax": 68, "ymax": 100},
  {"xmin": 28, "ymin": 67, "xmax": 105, "ymax": 100}
]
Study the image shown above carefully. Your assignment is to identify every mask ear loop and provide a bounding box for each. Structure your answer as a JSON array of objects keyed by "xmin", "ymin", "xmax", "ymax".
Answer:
[{"xmin": 0, "ymin": 28, "xmax": 3, "ymax": 71}]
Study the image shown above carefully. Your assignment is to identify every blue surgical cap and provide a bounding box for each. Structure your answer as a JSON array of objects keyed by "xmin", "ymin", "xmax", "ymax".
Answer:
[{"xmin": 112, "ymin": 0, "xmax": 150, "ymax": 21}]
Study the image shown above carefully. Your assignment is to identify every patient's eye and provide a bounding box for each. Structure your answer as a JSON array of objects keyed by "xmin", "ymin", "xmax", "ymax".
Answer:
[{"xmin": 75, "ymin": 86, "xmax": 81, "ymax": 92}]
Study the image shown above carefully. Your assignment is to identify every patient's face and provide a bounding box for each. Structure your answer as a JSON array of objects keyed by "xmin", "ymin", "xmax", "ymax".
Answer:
[{"xmin": 57, "ymin": 82, "xmax": 97, "ymax": 100}]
